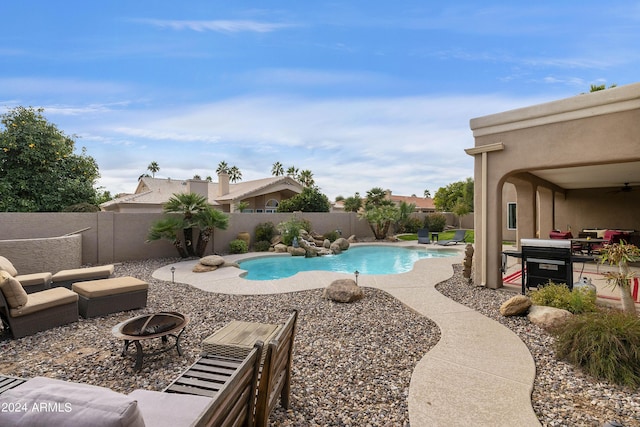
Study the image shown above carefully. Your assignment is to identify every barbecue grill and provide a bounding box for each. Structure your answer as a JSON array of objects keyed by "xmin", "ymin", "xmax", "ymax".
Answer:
[{"xmin": 520, "ymin": 238, "xmax": 573, "ymax": 294}]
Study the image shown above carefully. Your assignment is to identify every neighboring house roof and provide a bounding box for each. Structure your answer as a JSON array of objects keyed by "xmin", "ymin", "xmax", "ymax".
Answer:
[
  {"xmin": 389, "ymin": 194, "xmax": 435, "ymax": 211},
  {"xmin": 100, "ymin": 175, "xmax": 304, "ymax": 211}
]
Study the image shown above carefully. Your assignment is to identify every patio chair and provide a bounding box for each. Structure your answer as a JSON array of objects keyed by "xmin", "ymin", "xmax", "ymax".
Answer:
[
  {"xmin": 0, "ymin": 255, "xmax": 52, "ymax": 294},
  {"xmin": 436, "ymin": 229, "xmax": 467, "ymax": 246},
  {"xmin": 417, "ymin": 228, "xmax": 430, "ymax": 244},
  {"xmin": 0, "ymin": 271, "xmax": 79, "ymax": 338}
]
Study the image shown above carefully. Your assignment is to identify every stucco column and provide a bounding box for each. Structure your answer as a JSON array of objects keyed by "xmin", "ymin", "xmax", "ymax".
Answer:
[
  {"xmin": 512, "ymin": 181, "xmax": 536, "ymax": 247},
  {"xmin": 465, "ymin": 142, "xmax": 504, "ymax": 289},
  {"xmin": 537, "ymin": 187, "xmax": 554, "ymax": 240}
]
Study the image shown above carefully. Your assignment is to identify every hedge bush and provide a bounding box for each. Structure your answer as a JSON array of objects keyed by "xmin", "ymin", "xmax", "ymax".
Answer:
[{"xmin": 229, "ymin": 239, "xmax": 248, "ymax": 254}]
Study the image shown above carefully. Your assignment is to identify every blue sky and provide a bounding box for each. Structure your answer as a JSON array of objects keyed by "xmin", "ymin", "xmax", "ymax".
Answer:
[{"xmin": 2, "ymin": 2, "xmax": 639, "ymax": 200}]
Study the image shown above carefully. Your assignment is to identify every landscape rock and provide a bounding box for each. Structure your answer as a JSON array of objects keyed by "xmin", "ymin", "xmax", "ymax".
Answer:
[
  {"xmin": 330, "ymin": 241, "xmax": 342, "ymax": 254},
  {"xmin": 527, "ymin": 305, "xmax": 572, "ymax": 330},
  {"xmin": 500, "ymin": 295, "xmax": 531, "ymax": 316},
  {"xmin": 199, "ymin": 255, "xmax": 225, "ymax": 267},
  {"xmin": 274, "ymin": 243, "xmax": 288, "ymax": 253},
  {"xmin": 288, "ymin": 247, "xmax": 306, "ymax": 257},
  {"xmin": 335, "ymin": 238, "xmax": 350, "ymax": 250},
  {"xmin": 192, "ymin": 263, "xmax": 218, "ymax": 273},
  {"xmin": 323, "ymin": 279, "xmax": 364, "ymax": 303}
]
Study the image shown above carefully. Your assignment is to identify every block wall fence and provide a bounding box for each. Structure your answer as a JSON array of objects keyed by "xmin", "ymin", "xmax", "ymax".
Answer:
[{"xmin": 0, "ymin": 211, "xmax": 471, "ymax": 275}]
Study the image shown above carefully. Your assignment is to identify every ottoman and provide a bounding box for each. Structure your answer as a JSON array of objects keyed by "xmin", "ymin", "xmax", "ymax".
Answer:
[{"xmin": 72, "ymin": 277, "xmax": 148, "ymax": 318}]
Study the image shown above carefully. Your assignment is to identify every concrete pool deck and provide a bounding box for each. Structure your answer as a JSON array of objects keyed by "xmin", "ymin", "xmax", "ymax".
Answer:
[{"xmin": 152, "ymin": 242, "xmax": 540, "ymax": 426}]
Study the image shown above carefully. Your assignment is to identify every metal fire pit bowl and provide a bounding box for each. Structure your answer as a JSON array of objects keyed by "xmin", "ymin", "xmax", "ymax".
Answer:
[{"xmin": 112, "ymin": 311, "xmax": 189, "ymax": 371}]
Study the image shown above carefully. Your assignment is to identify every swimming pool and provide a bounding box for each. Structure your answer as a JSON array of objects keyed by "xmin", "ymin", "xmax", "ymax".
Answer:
[{"xmin": 239, "ymin": 245, "xmax": 457, "ymax": 280}]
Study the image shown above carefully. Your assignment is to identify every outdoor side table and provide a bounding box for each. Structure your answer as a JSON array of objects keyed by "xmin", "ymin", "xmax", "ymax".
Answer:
[
  {"xmin": 112, "ymin": 312, "xmax": 189, "ymax": 371},
  {"xmin": 431, "ymin": 232, "xmax": 439, "ymax": 243},
  {"xmin": 202, "ymin": 320, "xmax": 279, "ymax": 363}
]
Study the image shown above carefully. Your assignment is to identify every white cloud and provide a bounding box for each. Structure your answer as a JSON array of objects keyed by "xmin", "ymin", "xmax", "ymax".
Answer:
[
  {"xmin": 135, "ymin": 19, "xmax": 294, "ymax": 33},
  {"xmin": 72, "ymin": 93, "xmax": 552, "ymax": 199}
]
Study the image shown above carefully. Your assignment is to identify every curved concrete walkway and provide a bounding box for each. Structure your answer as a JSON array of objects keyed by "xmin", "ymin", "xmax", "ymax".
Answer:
[{"xmin": 152, "ymin": 243, "xmax": 540, "ymax": 426}]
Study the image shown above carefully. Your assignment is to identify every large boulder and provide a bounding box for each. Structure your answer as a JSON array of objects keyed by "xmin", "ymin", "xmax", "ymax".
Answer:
[
  {"xmin": 500, "ymin": 295, "xmax": 531, "ymax": 316},
  {"xmin": 527, "ymin": 305, "xmax": 572, "ymax": 330},
  {"xmin": 199, "ymin": 255, "xmax": 226, "ymax": 267},
  {"xmin": 335, "ymin": 237, "xmax": 350, "ymax": 250},
  {"xmin": 323, "ymin": 279, "xmax": 364, "ymax": 303},
  {"xmin": 193, "ymin": 263, "xmax": 218, "ymax": 273},
  {"xmin": 330, "ymin": 241, "xmax": 342, "ymax": 254},
  {"xmin": 288, "ymin": 246, "xmax": 306, "ymax": 257},
  {"xmin": 274, "ymin": 243, "xmax": 288, "ymax": 253}
]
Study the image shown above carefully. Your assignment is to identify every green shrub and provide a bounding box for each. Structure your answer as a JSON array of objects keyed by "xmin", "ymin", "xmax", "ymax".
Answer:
[
  {"xmin": 277, "ymin": 217, "xmax": 311, "ymax": 246},
  {"xmin": 253, "ymin": 240, "xmax": 271, "ymax": 252},
  {"xmin": 403, "ymin": 217, "xmax": 423, "ymax": 234},
  {"xmin": 529, "ymin": 282, "xmax": 597, "ymax": 314},
  {"xmin": 323, "ymin": 230, "xmax": 339, "ymax": 242},
  {"xmin": 425, "ymin": 213, "xmax": 447, "ymax": 232},
  {"xmin": 254, "ymin": 222, "xmax": 276, "ymax": 243},
  {"xmin": 229, "ymin": 239, "xmax": 248, "ymax": 254},
  {"xmin": 552, "ymin": 310, "xmax": 640, "ymax": 387}
]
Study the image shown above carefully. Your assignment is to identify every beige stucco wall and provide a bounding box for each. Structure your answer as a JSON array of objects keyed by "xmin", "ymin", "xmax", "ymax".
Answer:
[
  {"xmin": 0, "ymin": 234, "xmax": 82, "ymax": 275},
  {"xmin": 0, "ymin": 212, "xmax": 375, "ymax": 271},
  {"xmin": 469, "ymin": 82, "xmax": 640, "ymax": 288}
]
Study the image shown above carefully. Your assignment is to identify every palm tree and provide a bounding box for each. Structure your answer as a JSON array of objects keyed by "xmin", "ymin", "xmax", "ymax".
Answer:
[
  {"xmin": 298, "ymin": 169, "xmax": 315, "ymax": 188},
  {"xmin": 229, "ymin": 166, "xmax": 242, "ymax": 183},
  {"xmin": 216, "ymin": 161, "xmax": 229, "ymax": 175},
  {"xmin": 193, "ymin": 207, "xmax": 229, "ymax": 257},
  {"xmin": 146, "ymin": 216, "xmax": 189, "ymax": 258},
  {"xmin": 271, "ymin": 161, "xmax": 284, "ymax": 176},
  {"xmin": 147, "ymin": 161, "xmax": 160, "ymax": 178},
  {"xmin": 424, "ymin": 189, "xmax": 431, "ymax": 198},
  {"xmin": 365, "ymin": 187, "xmax": 392, "ymax": 209},
  {"xmin": 163, "ymin": 192, "xmax": 209, "ymax": 256},
  {"xmin": 358, "ymin": 204, "xmax": 400, "ymax": 240},
  {"xmin": 286, "ymin": 166, "xmax": 298, "ymax": 179}
]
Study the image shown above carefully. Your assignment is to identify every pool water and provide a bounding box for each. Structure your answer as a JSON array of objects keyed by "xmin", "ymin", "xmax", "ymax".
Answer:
[{"xmin": 239, "ymin": 245, "xmax": 456, "ymax": 280}]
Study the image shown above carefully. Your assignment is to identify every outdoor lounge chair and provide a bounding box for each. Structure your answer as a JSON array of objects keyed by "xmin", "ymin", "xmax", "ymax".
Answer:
[
  {"xmin": 436, "ymin": 229, "xmax": 467, "ymax": 246},
  {"xmin": 0, "ymin": 255, "xmax": 52, "ymax": 294},
  {"xmin": 417, "ymin": 228, "xmax": 430, "ymax": 244},
  {"xmin": 0, "ymin": 270, "xmax": 79, "ymax": 338}
]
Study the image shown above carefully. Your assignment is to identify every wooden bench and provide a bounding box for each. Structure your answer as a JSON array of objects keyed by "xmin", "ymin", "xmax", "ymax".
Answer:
[
  {"xmin": 255, "ymin": 310, "xmax": 298, "ymax": 427},
  {"xmin": 162, "ymin": 342, "xmax": 263, "ymax": 426},
  {"xmin": 0, "ymin": 375, "xmax": 26, "ymax": 395}
]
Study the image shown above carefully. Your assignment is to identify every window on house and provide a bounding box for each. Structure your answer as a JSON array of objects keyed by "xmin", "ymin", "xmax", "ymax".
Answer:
[{"xmin": 507, "ymin": 203, "xmax": 517, "ymax": 230}]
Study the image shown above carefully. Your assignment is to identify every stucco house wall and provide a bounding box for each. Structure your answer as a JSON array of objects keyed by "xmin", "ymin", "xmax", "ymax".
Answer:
[{"xmin": 468, "ymin": 82, "xmax": 640, "ymax": 288}]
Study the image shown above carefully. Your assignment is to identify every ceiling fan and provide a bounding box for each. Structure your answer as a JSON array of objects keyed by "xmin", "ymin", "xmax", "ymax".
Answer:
[{"xmin": 610, "ymin": 182, "xmax": 639, "ymax": 194}]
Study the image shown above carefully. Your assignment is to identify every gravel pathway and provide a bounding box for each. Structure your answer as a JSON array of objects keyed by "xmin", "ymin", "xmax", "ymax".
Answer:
[{"xmin": 1, "ymin": 258, "xmax": 638, "ymax": 426}]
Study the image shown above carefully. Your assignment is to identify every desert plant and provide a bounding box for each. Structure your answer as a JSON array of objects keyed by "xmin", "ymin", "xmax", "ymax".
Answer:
[
  {"xmin": 253, "ymin": 240, "xmax": 271, "ymax": 252},
  {"xmin": 599, "ymin": 241, "xmax": 640, "ymax": 315},
  {"xmin": 552, "ymin": 310, "xmax": 640, "ymax": 387},
  {"xmin": 529, "ymin": 282, "xmax": 597, "ymax": 314},
  {"xmin": 146, "ymin": 215, "xmax": 189, "ymax": 258},
  {"xmin": 229, "ymin": 239, "xmax": 248, "ymax": 254},
  {"xmin": 323, "ymin": 230, "xmax": 340, "ymax": 242},
  {"xmin": 403, "ymin": 217, "xmax": 423, "ymax": 234},
  {"xmin": 277, "ymin": 216, "xmax": 310, "ymax": 246},
  {"xmin": 255, "ymin": 222, "xmax": 276, "ymax": 243}
]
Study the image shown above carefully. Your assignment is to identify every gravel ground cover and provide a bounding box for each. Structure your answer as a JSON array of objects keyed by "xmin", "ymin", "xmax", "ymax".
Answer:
[{"xmin": 1, "ymin": 258, "xmax": 638, "ymax": 426}]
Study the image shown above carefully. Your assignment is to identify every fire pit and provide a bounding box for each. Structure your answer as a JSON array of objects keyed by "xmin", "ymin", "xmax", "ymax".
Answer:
[{"xmin": 112, "ymin": 312, "xmax": 189, "ymax": 371}]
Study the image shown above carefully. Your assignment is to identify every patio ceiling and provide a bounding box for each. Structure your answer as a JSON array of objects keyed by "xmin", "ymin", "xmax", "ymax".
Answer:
[{"xmin": 531, "ymin": 161, "xmax": 640, "ymax": 190}]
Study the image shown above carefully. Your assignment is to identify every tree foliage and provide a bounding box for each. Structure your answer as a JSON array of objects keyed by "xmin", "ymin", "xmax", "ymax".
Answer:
[
  {"xmin": 277, "ymin": 186, "xmax": 330, "ymax": 212},
  {"xmin": 0, "ymin": 107, "xmax": 100, "ymax": 212},
  {"xmin": 343, "ymin": 193, "xmax": 362, "ymax": 212},
  {"xmin": 433, "ymin": 178, "xmax": 474, "ymax": 213}
]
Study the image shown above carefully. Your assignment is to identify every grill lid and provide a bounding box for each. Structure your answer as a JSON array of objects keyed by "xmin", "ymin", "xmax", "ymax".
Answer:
[{"xmin": 520, "ymin": 238, "xmax": 571, "ymax": 249}]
